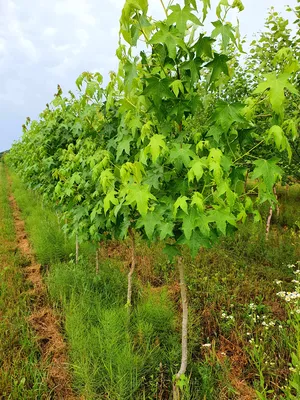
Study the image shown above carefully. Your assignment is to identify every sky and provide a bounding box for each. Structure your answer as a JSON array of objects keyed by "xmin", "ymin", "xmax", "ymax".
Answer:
[{"xmin": 0, "ymin": 0, "xmax": 297, "ymax": 152}]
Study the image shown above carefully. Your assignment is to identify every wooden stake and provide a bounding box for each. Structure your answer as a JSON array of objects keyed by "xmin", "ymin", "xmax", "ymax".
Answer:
[
  {"xmin": 126, "ymin": 229, "xmax": 136, "ymax": 312},
  {"xmin": 173, "ymin": 256, "xmax": 188, "ymax": 399}
]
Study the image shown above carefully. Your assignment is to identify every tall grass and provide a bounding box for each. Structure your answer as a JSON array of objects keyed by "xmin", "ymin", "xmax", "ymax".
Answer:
[
  {"xmin": 47, "ymin": 260, "xmax": 181, "ymax": 399},
  {"xmin": 0, "ymin": 162, "xmax": 49, "ymax": 399},
  {"xmin": 8, "ymin": 168, "xmax": 300, "ymax": 399}
]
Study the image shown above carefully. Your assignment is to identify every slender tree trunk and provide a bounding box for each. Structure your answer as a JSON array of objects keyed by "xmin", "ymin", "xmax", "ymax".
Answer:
[
  {"xmin": 173, "ymin": 256, "xmax": 188, "ymax": 400},
  {"xmin": 266, "ymin": 206, "xmax": 273, "ymax": 240},
  {"xmin": 127, "ymin": 229, "xmax": 136, "ymax": 311},
  {"xmin": 75, "ymin": 234, "xmax": 79, "ymax": 264},
  {"xmin": 95, "ymin": 243, "xmax": 100, "ymax": 274},
  {"xmin": 273, "ymin": 186, "xmax": 280, "ymax": 217},
  {"xmin": 266, "ymin": 185, "xmax": 280, "ymax": 240}
]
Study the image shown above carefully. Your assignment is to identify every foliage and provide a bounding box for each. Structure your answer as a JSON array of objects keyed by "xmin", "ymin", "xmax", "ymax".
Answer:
[
  {"xmin": 7, "ymin": 0, "xmax": 298, "ymax": 255},
  {"xmin": 5, "ymin": 0, "xmax": 300, "ymax": 396}
]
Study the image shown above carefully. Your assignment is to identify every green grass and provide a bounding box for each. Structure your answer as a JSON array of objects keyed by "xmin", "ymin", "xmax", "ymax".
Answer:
[
  {"xmin": 0, "ymin": 162, "xmax": 49, "ymax": 399},
  {"xmin": 7, "ymin": 167, "xmax": 300, "ymax": 399},
  {"xmin": 47, "ymin": 259, "xmax": 182, "ymax": 399}
]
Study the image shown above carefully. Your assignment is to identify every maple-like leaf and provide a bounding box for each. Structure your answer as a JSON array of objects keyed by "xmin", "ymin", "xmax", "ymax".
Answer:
[
  {"xmin": 159, "ymin": 221, "xmax": 174, "ymax": 240},
  {"xmin": 193, "ymin": 34, "xmax": 214, "ymax": 58},
  {"xmin": 253, "ymin": 72, "xmax": 298, "ymax": 116},
  {"xmin": 201, "ymin": 0, "xmax": 211, "ymax": 21},
  {"xmin": 211, "ymin": 101, "xmax": 247, "ymax": 133},
  {"xmin": 166, "ymin": 5, "xmax": 202, "ymax": 34},
  {"xmin": 205, "ymin": 53, "xmax": 229, "ymax": 85},
  {"xmin": 143, "ymin": 77, "xmax": 175, "ymax": 106},
  {"xmin": 251, "ymin": 159, "xmax": 283, "ymax": 192},
  {"xmin": 174, "ymin": 196, "xmax": 189, "ymax": 216},
  {"xmin": 180, "ymin": 58, "xmax": 202, "ymax": 84},
  {"xmin": 178, "ymin": 228, "xmax": 210, "ymax": 258},
  {"xmin": 136, "ymin": 212, "xmax": 159, "ymax": 239},
  {"xmin": 187, "ymin": 159, "xmax": 204, "ymax": 183},
  {"xmin": 124, "ymin": 60, "xmax": 137, "ymax": 92},
  {"xmin": 125, "ymin": 184, "xmax": 156, "ymax": 216},
  {"xmin": 147, "ymin": 134, "xmax": 167, "ymax": 162},
  {"xmin": 268, "ymin": 125, "xmax": 291, "ymax": 159},
  {"xmin": 169, "ymin": 143, "xmax": 195, "ymax": 168},
  {"xmin": 191, "ymin": 192, "xmax": 204, "ymax": 212},
  {"xmin": 104, "ymin": 190, "xmax": 118, "ymax": 214},
  {"xmin": 150, "ymin": 23, "xmax": 187, "ymax": 59},
  {"xmin": 116, "ymin": 136, "xmax": 132, "ymax": 159},
  {"xmin": 211, "ymin": 20, "xmax": 235, "ymax": 50},
  {"xmin": 170, "ymin": 80, "xmax": 185, "ymax": 97},
  {"xmin": 208, "ymin": 207, "xmax": 236, "ymax": 235},
  {"xmin": 99, "ymin": 169, "xmax": 115, "ymax": 192}
]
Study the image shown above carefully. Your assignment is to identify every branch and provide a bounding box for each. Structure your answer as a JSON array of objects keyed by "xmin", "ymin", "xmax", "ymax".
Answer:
[{"xmin": 159, "ymin": 0, "xmax": 168, "ymax": 17}]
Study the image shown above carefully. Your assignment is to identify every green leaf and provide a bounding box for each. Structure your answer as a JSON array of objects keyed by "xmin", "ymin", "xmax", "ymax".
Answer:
[
  {"xmin": 253, "ymin": 72, "xmax": 298, "ymax": 116},
  {"xmin": 170, "ymin": 80, "xmax": 185, "ymax": 97},
  {"xmin": 136, "ymin": 212, "xmax": 159, "ymax": 239},
  {"xmin": 163, "ymin": 244, "xmax": 180, "ymax": 262},
  {"xmin": 211, "ymin": 20, "xmax": 235, "ymax": 50},
  {"xmin": 124, "ymin": 60, "xmax": 137, "ymax": 92},
  {"xmin": 208, "ymin": 207, "xmax": 236, "ymax": 235},
  {"xmin": 159, "ymin": 221, "xmax": 174, "ymax": 240},
  {"xmin": 150, "ymin": 23, "xmax": 187, "ymax": 59},
  {"xmin": 189, "ymin": 229, "xmax": 211, "ymax": 257},
  {"xmin": 166, "ymin": 5, "xmax": 202, "ymax": 34},
  {"xmin": 117, "ymin": 136, "xmax": 132, "ymax": 159},
  {"xmin": 169, "ymin": 143, "xmax": 195, "ymax": 168},
  {"xmin": 251, "ymin": 159, "xmax": 283, "ymax": 192},
  {"xmin": 205, "ymin": 53, "xmax": 229, "ymax": 85},
  {"xmin": 201, "ymin": 0, "xmax": 211, "ymax": 21},
  {"xmin": 104, "ymin": 190, "xmax": 118, "ymax": 214},
  {"xmin": 143, "ymin": 77, "xmax": 175, "ymax": 106},
  {"xmin": 193, "ymin": 35, "xmax": 214, "ymax": 58},
  {"xmin": 100, "ymin": 169, "xmax": 115, "ymax": 192},
  {"xmin": 191, "ymin": 192, "xmax": 204, "ymax": 212},
  {"xmin": 147, "ymin": 134, "xmax": 167, "ymax": 162},
  {"xmin": 212, "ymin": 101, "xmax": 247, "ymax": 133},
  {"xmin": 174, "ymin": 196, "xmax": 189, "ymax": 216},
  {"xmin": 268, "ymin": 125, "xmax": 284, "ymax": 150},
  {"xmin": 188, "ymin": 159, "xmax": 204, "ymax": 183},
  {"xmin": 125, "ymin": 184, "xmax": 156, "ymax": 216}
]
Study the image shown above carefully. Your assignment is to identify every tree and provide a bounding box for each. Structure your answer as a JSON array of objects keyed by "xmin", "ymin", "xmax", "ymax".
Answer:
[{"xmin": 6, "ymin": 0, "xmax": 299, "ymax": 397}]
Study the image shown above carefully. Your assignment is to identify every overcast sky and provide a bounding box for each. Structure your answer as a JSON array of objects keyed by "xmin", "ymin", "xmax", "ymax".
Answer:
[{"xmin": 0, "ymin": 0, "xmax": 297, "ymax": 152}]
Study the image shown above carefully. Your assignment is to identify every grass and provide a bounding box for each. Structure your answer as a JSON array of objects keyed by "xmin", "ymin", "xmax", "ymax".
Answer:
[
  {"xmin": 7, "ymin": 167, "xmax": 300, "ymax": 399},
  {"xmin": 0, "ymin": 162, "xmax": 49, "ymax": 399}
]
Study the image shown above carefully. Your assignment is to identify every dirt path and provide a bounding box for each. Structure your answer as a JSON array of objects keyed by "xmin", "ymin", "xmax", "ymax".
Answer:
[{"xmin": 7, "ymin": 176, "xmax": 76, "ymax": 399}]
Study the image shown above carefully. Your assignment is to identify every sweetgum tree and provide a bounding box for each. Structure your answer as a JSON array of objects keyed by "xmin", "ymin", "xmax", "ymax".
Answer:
[
  {"xmin": 105, "ymin": 0, "xmax": 299, "ymax": 393},
  {"xmin": 7, "ymin": 0, "xmax": 299, "ymax": 396}
]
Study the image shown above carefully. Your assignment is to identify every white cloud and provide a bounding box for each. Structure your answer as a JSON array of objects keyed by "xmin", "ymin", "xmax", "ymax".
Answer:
[
  {"xmin": 43, "ymin": 27, "xmax": 57, "ymax": 36},
  {"xmin": 0, "ymin": 0, "xmax": 298, "ymax": 152},
  {"xmin": 54, "ymin": 0, "xmax": 96, "ymax": 25}
]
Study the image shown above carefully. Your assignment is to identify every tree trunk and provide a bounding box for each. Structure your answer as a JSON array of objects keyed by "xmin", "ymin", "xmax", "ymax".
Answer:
[
  {"xmin": 273, "ymin": 186, "xmax": 280, "ymax": 217},
  {"xmin": 127, "ymin": 229, "xmax": 136, "ymax": 311},
  {"xmin": 75, "ymin": 234, "xmax": 79, "ymax": 264},
  {"xmin": 266, "ymin": 206, "xmax": 273, "ymax": 240},
  {"xmin": 173, "ymin": 256, "xmax": 188, "ymax": 399}
]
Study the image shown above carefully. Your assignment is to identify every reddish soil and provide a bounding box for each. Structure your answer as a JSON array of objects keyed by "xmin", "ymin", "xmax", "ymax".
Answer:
[{"xmin": 8, "ymin": 182, "xmax": 76, "ymax": 399}]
